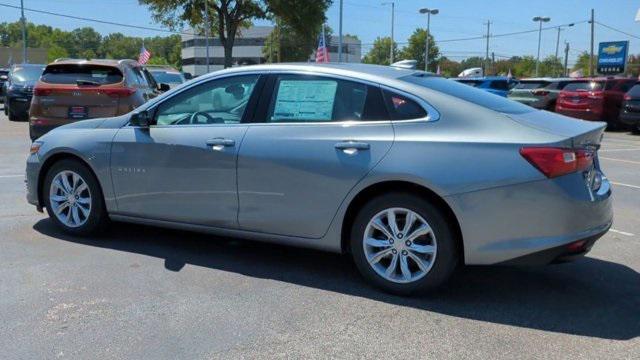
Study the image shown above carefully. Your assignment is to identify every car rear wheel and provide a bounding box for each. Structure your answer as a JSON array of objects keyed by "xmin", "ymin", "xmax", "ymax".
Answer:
[
  {"xmin": 350, "ymin": 192, "xmax": 458, "ymax": 295},
  {"xmin": 7, "ymin": 106, "xmax": 18, "ymax": 121},
  {"xmin": 43, "ymin": 159, "xmax": 109, "ymax": 236}
]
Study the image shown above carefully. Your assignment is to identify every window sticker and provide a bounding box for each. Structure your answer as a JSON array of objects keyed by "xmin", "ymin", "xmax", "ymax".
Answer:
[{"xmin": 272, "ymin": 80, "xmax": 338, "ymax": 121}]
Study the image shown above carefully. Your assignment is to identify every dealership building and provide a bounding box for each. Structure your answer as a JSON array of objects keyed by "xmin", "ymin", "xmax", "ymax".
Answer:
[{"xmin": 181, "ymin": 26, "xmax": 362, "ymax": 76}]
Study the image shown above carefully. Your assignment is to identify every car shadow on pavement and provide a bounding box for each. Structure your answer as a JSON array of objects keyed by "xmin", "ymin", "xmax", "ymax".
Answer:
[{"xmin": 34, "ymin": 219, "xmax": 639, "ymax": 340}]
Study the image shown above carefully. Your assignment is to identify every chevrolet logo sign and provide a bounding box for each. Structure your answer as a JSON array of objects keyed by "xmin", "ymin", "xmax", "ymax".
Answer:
[{"xmin": 602, "ymin": 45, "xmax": 623, "ymax": 55}]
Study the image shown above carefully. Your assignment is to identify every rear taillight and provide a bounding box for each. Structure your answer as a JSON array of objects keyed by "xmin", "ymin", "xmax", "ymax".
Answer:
[
  {"xmin": 624, "ymin": 94, "xmax": 632, "ymax": 101},
  {"xmin": 587, "ymin": 91, "xmax": 603, "ymax": 100},
  {"xmin": 33, "ymin": 87, "xmax": 53, "ymax": 96},
  {"xmin": 532, "ymin": 89, "xmax": 550, "ymax": 96},
  {"xmin": 520, "ymin": 147, "xmax": 594, "ymax": 178}
]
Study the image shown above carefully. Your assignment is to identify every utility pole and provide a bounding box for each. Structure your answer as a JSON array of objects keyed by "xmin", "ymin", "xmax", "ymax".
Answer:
[
  {"xmin": 338, "ymin": 0, "xmax": 343, "ymax": 62},
  {"xmin": 390, "ymin": 2, "xmax": 394, "ymax": 63},
  {"xmin": 589, "ymin": 8, "xmax": 595, "ymax": 77},
  {"xmin": 564, "ymin": 41, "xmax": 570, "ymax": 76},
  {"xmin": 204, "ymin": 0, "xmax": 211, "ymax": 72},
  {"xmin": 491, "ymin": 52, "xmax": 495, "ymax": 76},
  {"xmin": 20, "ymin": 0, "xmax": 27, "ymax": 63},
  {"xmin": 484, "ymin": 21, "xmax": 491, "ymax": 75}
]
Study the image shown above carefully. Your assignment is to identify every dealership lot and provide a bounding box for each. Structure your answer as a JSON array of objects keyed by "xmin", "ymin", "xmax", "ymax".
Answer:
[{"xmin": 0, "ymin": 114, "xmax": 638, "ymax": 358}]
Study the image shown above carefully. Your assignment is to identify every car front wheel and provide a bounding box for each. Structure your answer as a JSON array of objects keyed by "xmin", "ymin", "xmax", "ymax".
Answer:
[
  {"xmin": 350, "ymin": 193, "xmax": 458, "ymax": 295},
  {"xmin": 43, "ymin": 159, "xmax": 109, "ymax": 236}
]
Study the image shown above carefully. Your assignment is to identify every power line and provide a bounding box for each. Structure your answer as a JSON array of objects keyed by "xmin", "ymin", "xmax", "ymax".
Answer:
[
  {"xmin": 436, "ymin": 20, "xmax": 588, "ymax": 43},
  {"xmin": 0, "ymin": 2, "xmax": 194, "ymax": 35},
  {"xmin": 595, "ymin": 21, "xmax": 640, "ymax": 40}
]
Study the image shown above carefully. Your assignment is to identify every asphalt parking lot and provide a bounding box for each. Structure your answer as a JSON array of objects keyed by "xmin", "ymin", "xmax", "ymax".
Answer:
[{"xmin": 0, "ymin": 112, "xmax": 638, "ymax": 359}]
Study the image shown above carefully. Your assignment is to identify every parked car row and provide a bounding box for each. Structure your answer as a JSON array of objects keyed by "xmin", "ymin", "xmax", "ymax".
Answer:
[
  {"xmin": 454, "ymin": 74, "xmax": 639, "ymax": 132},
  {"xmin": 2, "ymin": 58, "xmax": 187, "ymax": 139}
]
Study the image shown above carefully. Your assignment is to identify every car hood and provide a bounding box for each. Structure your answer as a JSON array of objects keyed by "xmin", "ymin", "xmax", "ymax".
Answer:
[
  {"xmin": 56, "ymin": 118, "xmax": 108, "ymax": 131},
  {"xmin": 12, "ymin": 79, "xmax": 37, "ymax": 88},
  {"xmin": 507, "ymin": 110, "xmax": 606, "ymax": 147}
]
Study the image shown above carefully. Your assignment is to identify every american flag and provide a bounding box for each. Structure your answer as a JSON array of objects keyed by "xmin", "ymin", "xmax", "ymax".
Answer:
[
  {"xmin": 315, "ymin": 25, "xmax": 330, "ymax": 63},
  {"xmin": 138, "ymin": 45, "xmax": 151, "ymax": 65}
]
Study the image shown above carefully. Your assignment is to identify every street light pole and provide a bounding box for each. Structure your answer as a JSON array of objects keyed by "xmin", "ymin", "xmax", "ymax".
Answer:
[
  {"xmin": 382, "ymin": 2, "xmax": 395, "ymax": 64},
  {"xmin": 204, "ymin": 0, "xmax": 211, "ymax": 72},
  {"xmin": 338, "ymin": 0, "xmax": 343, "ymax": 62},
  {"xmin": 533, "ymin": 16, "xmax": 551, "ymax": 77},
  {"xmin": 419, "ymin": 8, "xmax": 439, "ymax": 72},
  {"xmin": 555, "ymin": 23, "xmax": 573, "ymax": 76},
  {"xmin": 20, "ymin": 0, "xmax": 27, "ymax": 63}
]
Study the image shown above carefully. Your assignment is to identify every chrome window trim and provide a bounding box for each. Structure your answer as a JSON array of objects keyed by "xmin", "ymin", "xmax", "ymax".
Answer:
[{"xmin": 131, "ymin": 68, "xmax": 440, "ymax": 126}]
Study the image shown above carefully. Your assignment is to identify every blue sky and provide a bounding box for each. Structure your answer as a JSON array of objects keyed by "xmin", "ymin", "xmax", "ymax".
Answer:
[{"xmin": 2, "ymin": 0, "xmax": 640, "ymax": 66}]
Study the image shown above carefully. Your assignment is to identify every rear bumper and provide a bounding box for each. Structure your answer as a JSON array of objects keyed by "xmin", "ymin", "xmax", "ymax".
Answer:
[
  {"xmin": 619, "ymin": 112, "xmax": 640, "ymax": 127},
  {"xmin": 448, "ymin": 172, "xmax": 613, "ymax": 265},
  {"xmin": 555, "ymin": 107, "xmax": 602, "ymax": 121},
  {"xmin": 498, "ymin": 225, "xmax": 609, "ymax": 265}
]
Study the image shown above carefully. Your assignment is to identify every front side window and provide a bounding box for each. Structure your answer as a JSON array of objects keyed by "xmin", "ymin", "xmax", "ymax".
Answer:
[
  {"xmin": 266, "ymin": 75, "xmax": 387, "ymax": 122},
  {"xmin": 154, "ymin": 74, "xmax": 259, "ymax": 126}
]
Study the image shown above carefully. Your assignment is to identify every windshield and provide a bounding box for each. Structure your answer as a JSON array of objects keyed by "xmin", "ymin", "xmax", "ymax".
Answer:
[
  {"xmin": 11, "ymin": 65, "xmax": 45, "ymax": 82},
  {"xmin": 150, "ymin": 70, "xmax": 185, "ymax": 84},
  {"xmin": 404, "ymin": 75, "xmax": 534, "ymax": 114}
]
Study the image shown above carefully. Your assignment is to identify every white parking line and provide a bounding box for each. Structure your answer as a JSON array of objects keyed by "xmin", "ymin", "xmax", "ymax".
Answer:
[
  {"xmin": 599, "ymin": 148, "xmax": 640, "ymax": 152},
  {"xmin": 610, "ymin": 181, "xmax": 640, "ymax": 190},
  {"xmin": 599, "ymin": 157, "xmax": 640, "ymax": 165},
  {"xmin": 610, "ymin": 229, "xmax": 635, "ymax": 237},
  {"xmin": 0, "ymin": 174, "xmax": 23, "ymax": 178}
]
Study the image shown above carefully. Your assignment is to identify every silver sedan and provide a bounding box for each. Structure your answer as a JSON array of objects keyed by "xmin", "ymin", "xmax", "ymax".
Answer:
[{"xmin": 25, "ymin": 63, "xmax": 612, "ymax": 295}]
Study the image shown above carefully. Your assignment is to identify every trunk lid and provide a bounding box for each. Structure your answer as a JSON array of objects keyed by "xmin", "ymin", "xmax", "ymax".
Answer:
[{"xmin": 507, "ymin": 110, "xmax": 606, "ymax": 148}]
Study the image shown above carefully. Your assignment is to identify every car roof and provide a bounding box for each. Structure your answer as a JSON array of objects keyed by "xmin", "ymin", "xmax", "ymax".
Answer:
[
  {"xmin": 48, "ymin": 58, "xmax": 140, "ymax": 69},
  {"xmin": 198, "ymin": 63, "xmax": 429, "ymax": 83},
  {"xmin": 454, "ymin": 76, "xmax": 513, "ymax": 81}
]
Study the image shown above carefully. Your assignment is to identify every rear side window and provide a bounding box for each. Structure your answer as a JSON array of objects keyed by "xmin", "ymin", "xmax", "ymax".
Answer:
[
  {"xmin": 514, "ymin": 81, "xmax": 550, "ymax": 89},
  {"xmin": 489, "ymin": 80, "xmax": 510, "ymax": 91},
  {"xmin": 41, "ymin": 64, "xmax": 123, "ymax": 85},
  {"xmin": 626, "ymin": 84, "xmax": 640, "ymax": 97},
  {"xmin": 403, "ymin": 75, "xmax": 534, "ymax": 114},
  {"xmin": 562, "ymin": 81, "xmax": 603, "ymax": 91},
  {"xmin": 382, "ymin": 90, "xmax": 427, "ymax": 120},
  {"xmin": 266, "ymin": 75, "xmax": 388, "ymax": 122}
]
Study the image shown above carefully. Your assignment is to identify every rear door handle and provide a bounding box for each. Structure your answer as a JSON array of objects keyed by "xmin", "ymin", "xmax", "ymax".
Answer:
[
  {"xmin": 206, "ymin": 138, "xmax": 235, "ymax": 150},
  {"xmin": 335, "ymin": 141, "xmax": 370, "ymax": 150}
]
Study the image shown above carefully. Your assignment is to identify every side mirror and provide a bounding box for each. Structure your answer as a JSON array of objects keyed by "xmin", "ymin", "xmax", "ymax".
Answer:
[
  {"xmin": 183, "ymin": 72, "xmax": 193, "ymax": 80},
  {"xmin": 158, "ymin": 83, "xmax": 170, "ymax": 92},
  {"xmin": 130, "ymin": 110, "xmax": 151, "ymax": 128}
]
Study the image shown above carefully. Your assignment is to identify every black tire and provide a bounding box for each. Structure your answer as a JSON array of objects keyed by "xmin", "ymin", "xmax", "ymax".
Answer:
[
  {"xmin": 350, "ymin": 192, "xmax": 459, "ymax": 295},
  {"xmin": 7, "ymin": 106, "xmax": 18, "ymax": 121},
  {"xmin": 43, "ymin": 159, "xmax": 109, "ymax": 236}
]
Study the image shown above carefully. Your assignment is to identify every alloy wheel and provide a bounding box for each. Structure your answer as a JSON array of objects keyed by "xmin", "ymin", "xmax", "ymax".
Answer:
[
  {"xmin": 363, "ymin": 207, "xmax": 437, "ymax": 283},
  {"xmin": 49, "ymin": 170, "xmax": 92, "ymax": 228}
]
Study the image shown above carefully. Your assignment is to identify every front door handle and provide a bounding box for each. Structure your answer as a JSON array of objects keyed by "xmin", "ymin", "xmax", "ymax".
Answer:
[
  {"xmin": 206, "ymin": 138, "xmax": 235, "ymax": 150},
  {"xmin": 335, "ymin": 141, "xmax": 370, "ymax": 155}
]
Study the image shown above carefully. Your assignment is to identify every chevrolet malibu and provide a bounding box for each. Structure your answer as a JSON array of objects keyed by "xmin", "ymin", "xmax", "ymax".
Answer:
[{"xmin": 26, "ymin": 63, "xmax": 612, "ymax": 295}]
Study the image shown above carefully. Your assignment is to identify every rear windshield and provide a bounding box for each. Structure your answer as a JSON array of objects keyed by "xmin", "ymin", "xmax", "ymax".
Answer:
[
  {"xmin": 626, "ymin": 84, "xmax": 640, "ymax": 97},
  {"xmin": 514, "ymin": 81, "xmax": 550, "ymax": 89},
  {"xmin": 562, "ymin": 81, "xmax": 603, "ymax": 92},
  {"xmin": 150, "ymin": 70, "xmax": 185, "ymax": 84},
  {"xmin": 41, "ymin": 64, "xmax": 124, "ymax": 85},
  {"xmin": 403, "ymin": 75, "xmax": 534, "ymax": 114}
]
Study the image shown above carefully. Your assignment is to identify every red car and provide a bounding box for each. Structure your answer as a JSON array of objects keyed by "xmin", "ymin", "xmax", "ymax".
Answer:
[{"xmin": 555, "ymin": 77, "xmax": 636, "ymax": 129}]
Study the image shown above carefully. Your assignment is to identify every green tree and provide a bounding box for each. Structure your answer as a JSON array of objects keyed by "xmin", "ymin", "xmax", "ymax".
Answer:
[
  {"xmin": 459, "ymin": 56, "xmax": 484, "ymax": 71},
  {"xmin": 263, "ymin": 24, "xmax": 332, "ymax": 62},
  {"xmin": 539, "ymin": 55, "xmax": 563, "ymax": 77},
  {"xmin": 437, "ymin": 57, "xmax": 462, "ymax": 77},
  {"xmin": 512, "ymin": 56, "xmax": 537, "ymax": 77},
  {"xmin": 398, "ymin": 28, "xmax": 439, "ymax": 71},
  {"xmin": 70, "ymin": 27, "xmax": 102, "ymax": 58},
  {"xmin": 140, "ymin": 0, "xmax": 331, "ymax": 69},
  {"xmin": 47, "ymin": 44, "xmax": 69, "ymax": 62},
  {"xmin": 573, "ymin": 51, "xmax": 595, "ymax": 76},
  {"xmin": 362, "ymin": 37, "xmax": 398, "ymax": 65}
]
